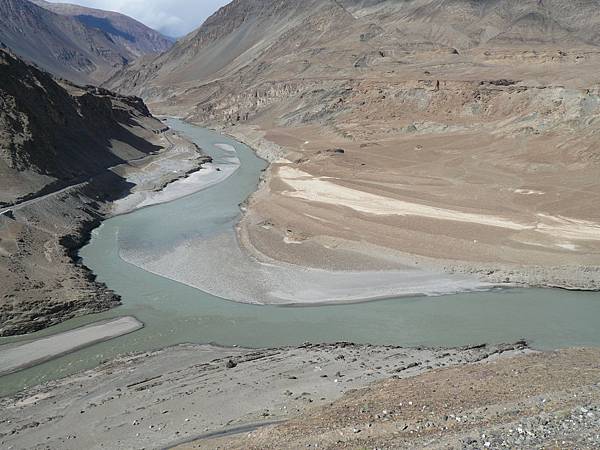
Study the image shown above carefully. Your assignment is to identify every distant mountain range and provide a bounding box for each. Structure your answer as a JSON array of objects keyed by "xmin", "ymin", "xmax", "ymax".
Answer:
[
  {"xmin": 0, "ymin": 0, "xmax": 173, "ymax": 85},
  {"xmin": 106, "ymin": 0, "xmax": 600, "ymax": 116}
]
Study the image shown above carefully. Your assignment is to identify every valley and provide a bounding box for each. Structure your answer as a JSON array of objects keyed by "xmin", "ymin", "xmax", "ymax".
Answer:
[
  {"xmin": 107, "ymin": 0, "xmax": 600, "ymax": 291},
  {"xmin": 1, "ymin": 1, "xmax": 600, "ymax": 449}
]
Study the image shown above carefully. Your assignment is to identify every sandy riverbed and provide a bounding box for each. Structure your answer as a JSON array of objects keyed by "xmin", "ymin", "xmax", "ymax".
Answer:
[
  {"xmin": 228, "ymin": 124, "xmax": 600, "ymax": 291},
  {"xmin": 0, "ymin": 316, "xmax": 142, "ymax": 376},
  {"xmin": 111, "ymin": 134, "xmax": 241, "ymax": 215},
  {"xmin": 121, "ymin": 228, "xmax": 487, "ymax": 305},
  {"xmin": 114, "ymin": 120, "xmax": 488, "ymax": 305},
  {"xmin": 278, "ymin": 166, "xmax": 600, "ymax": 242}
]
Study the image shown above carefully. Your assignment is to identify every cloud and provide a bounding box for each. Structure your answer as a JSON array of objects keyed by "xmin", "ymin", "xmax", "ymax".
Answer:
[{"xmin": 46, "ymin": 0, "xmax": 230, "ymax": 37}]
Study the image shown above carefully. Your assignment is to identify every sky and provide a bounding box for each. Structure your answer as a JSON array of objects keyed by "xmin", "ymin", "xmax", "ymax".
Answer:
[{"xmin": 46, "ymin": 0, "xmax": 230, "ymax": 37}]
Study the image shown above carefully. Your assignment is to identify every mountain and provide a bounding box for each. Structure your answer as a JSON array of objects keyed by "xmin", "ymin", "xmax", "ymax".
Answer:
[
  {"xmin": 0, "ymin": 47, "xmax": 162, "ymax": 204},
  {"xmin": 30, "ymin": 0, "xmax": 174, "ymax": 57},
  {"xmin": 0, "ymin": 0, "xmax": 173, "ymax": 85},
  {"xmin": 107, "ymin": 0, "xmax": 600, "ymax": 107}
]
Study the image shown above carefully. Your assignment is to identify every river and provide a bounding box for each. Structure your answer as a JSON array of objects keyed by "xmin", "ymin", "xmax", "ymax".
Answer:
[{"xmin": 1, "ymin": 119, "xmax": 599, "ymax": 396}]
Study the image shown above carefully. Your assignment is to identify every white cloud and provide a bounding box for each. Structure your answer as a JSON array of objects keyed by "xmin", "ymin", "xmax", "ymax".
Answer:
[{"xmin": 46, "ymin": 0, "xmax": 230, "ymax": 37}]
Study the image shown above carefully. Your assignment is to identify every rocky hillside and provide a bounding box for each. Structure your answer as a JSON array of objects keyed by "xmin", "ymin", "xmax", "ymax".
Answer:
[
  {"xmin": 0, "ymin": 0, "xmax": 172, "ymax": 85},
  {"xmin": 105, "ymin": 0, "xmax": 600, "ymax": 148},
  {"xmin": 0, "ymin": 48, "xmax": 169, "ymax": 336},
  {"xmin": 0, "ymin": 47, "xmax": 162, "ymax": 205},
  {"xmin": 107, "ymin": 0, "xmax": 600, "ymax": 105},
  {"xmin": 191, "ymin": 348, "xmax": 600, "ymax": 449}
]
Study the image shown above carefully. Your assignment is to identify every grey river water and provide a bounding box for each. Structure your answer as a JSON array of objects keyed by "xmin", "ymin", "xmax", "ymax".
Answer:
[{"xmin": 1, "ymin": 119, "xmax": 599, "ymax": 396}]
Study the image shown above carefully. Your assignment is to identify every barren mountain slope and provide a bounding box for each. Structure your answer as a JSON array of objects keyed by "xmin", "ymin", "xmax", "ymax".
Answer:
[
  {"xmin": 108, "ymin": 0, "xmax": 600, "ymax": 95},
  {"xmin": 0, "ymin": 48, "xmax": 162, "ymax": 204},
  {"xmin": 0, "ymin": 48, "xmax": 170, "ymax": 336},
  {"xmin": 0, "ymin": 0, "xmax": 172, "ymax": 84},
  {"xmin": 108, "ymin": 0, "xmax": 600, "ymax": 289},
  {"xmin": 31, "ymin": 0, "xmax": 174, "ymax": 57}
]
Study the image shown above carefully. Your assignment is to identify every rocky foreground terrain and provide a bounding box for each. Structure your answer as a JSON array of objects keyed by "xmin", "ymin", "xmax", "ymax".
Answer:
[
  {"xmin": 0, "ymin": 48, "xmax": 202, "ymax": 336},
  {"xmin": 2, "ymin": 341, "xmax": 599, "ymax": 450},
  {"xmin": 109, "ymin": 0, "xmax": 600, "ymax": 290},
  {"xmin": 182, "ymin": 347, "xmax": 600, "ymax": 450},
  {"xmin": 0, "ymin": 341, "xmax": 530, "ymax": 450}
]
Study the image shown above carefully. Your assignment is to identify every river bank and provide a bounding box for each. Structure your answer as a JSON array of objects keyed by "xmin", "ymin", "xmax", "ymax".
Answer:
[
  {"xmin": 0, "ymin": 316, "xmax": 142, "ymax": 376},
  {"xmin": 0, "ymin": 341, "xmax": 529, "ymax": 450},
  {"xmin": 0, "ymin": 125, "xmax": 208, "ymax": 337},
  {"xmin": 110, "ymin": 135, "xmax": 242, "ymax": 215},
  {"xmin": 3, "ymin": 119, "xmax": 600, "ymax": 387}
]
